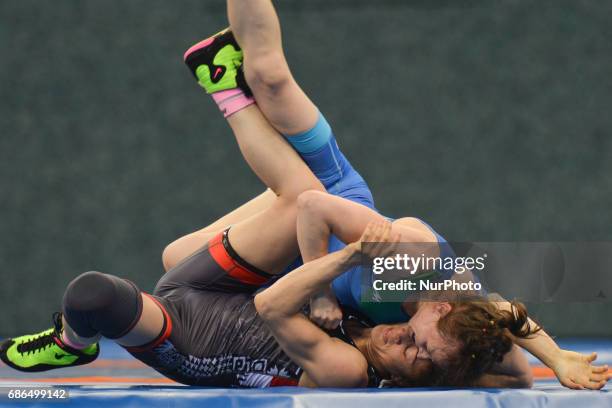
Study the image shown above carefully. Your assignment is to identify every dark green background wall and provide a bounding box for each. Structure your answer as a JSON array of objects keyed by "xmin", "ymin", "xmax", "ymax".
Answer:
[{"xmin": 1, "ymin": 0, "xmax": 611, "ymax": 336}]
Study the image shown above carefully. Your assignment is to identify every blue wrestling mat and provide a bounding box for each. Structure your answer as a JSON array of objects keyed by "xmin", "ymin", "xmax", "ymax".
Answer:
[{"xmin": 1, "ymin": 339, "xmax": 610, "ymax": 408}]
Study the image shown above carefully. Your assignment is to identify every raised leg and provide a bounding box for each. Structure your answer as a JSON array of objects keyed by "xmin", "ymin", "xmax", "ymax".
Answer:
[
  {"xmin": 162, "ymin": 189, "xmax": 276, "ymax": 271},
  {"xmin": 296, "ymin": 191, "xmax": 437, "ymax": 328},
  {"xmin": 228, "ymin": 0, "xmax": 319, "ymax": 135},
  {"xmin": 220, "ymin": 104, "xmax": 325, "ymax": 273},
  {"xmin": 225, "ymin": 105, "xmax": 322, "ymax": 200},
  {"xmin": 228, "ymin": 1, "xmax": 368, "ymax": 196},
  {"xmin": 170, "ymin": 57, "xmax": 325, "ymax": 272}
]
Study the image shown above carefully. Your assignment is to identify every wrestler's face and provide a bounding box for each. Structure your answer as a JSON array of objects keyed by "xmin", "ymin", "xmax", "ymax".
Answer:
[
  {"xmin": 370, "ymin": 302, "xmax": 458, "ymax": 382},
  {"xmin": 369, "ymin": 322, "xmax": 433, "ymax": 382},
  {"xmin": 406, "ymin": 302, "xmax": 457, "ymax": 368}
]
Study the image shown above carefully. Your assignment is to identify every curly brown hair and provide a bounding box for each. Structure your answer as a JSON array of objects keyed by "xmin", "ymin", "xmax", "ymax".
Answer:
[{"xmin": 433, "ymin": 300, "xmax": 540, "ymax": 386}]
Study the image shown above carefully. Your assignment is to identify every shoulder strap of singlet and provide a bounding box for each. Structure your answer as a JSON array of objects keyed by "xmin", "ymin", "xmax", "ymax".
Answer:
[{"xmin": 328, "ymin": 306, "xmax": 384, "ymax": 388}]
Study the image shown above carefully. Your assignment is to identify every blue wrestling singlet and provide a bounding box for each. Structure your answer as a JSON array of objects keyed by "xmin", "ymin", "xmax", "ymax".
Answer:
[{"xmin": 284, "ymin": 113, "xmax": 455, "ymax": 324}]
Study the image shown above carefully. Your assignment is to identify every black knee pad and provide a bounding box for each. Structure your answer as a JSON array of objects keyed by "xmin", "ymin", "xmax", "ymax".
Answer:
[{"xmin": 62, "ymin": 271, "xmax": 143, "ymax": 339}]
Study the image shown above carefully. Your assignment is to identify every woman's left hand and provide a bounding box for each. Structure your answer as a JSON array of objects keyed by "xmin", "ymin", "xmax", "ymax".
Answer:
[{"xmin": 552, "ymin": 350, "xmax": 609, "ymax": 390}]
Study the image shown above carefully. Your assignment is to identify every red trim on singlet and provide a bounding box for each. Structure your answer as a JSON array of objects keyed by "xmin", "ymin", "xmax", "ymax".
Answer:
[
  {"xmin": 270, "ymin": 377, "xmax": 299, "ymax": 387},
  {"xmin": 125, "ymin": 294, "xmax": 173, "ymax": 353},
  {"xmin": 208, "ymin": 233, "xmax": 269, "ymax": 286}
]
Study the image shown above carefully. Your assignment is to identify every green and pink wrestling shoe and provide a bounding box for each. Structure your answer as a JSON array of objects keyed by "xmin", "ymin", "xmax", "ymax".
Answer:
[{"xmin": 184, "ymin": 28, "xmax": 252, "ymax": 95}]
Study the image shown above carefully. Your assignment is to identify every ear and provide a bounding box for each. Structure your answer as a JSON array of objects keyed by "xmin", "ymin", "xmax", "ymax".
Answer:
[{"xmin": 434, "ymin": 302, "xmax": 452, "ymax": 318}]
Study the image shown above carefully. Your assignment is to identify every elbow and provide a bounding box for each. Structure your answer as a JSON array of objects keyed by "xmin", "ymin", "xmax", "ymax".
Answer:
[
  {"xmin": 517, "ymin": 371, "xmax": 534, "ymax": 389},
  {"xmin": 334, "ymin": 367, "xmax": 369, "ymax": 388},
  {"xmin": 254, "ymin": 293, "xmax": 280, "ymax": 322},
  {"xmin": 348, "ymin": 372, "xmax": 369, "ymax": 388},
  {"xmin": 315, "ymin": 369, "xmax": 368, "ymax": 388},
  {"xmin": 506, "ymin": 368, "xmax": 534, "ymax": 389},
  {"xmin": 297, "ymin": 190, "xmax": 327, "ymax": 218},
  {"xmin": 332, "ymin": 360, "xmax": 370, "ymax": 388},
  {"xmin": 513, "ymin": 348, "xmax": 534, "ymax": 388}
]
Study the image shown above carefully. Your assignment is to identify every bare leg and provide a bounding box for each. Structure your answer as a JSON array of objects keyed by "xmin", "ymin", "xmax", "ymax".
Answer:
[
  {"xmin": 225, "ymin": 105, "xmax": 321, "ymax": 200},
  {"xmin": 63, "ymin": 294, "xmax": 164, "ymax": 348},
  {"xmin": 167, "ymin": 95, "xmax": 324, "ymax": 273},
  {"xmin": 223, "ymin": 105, "xmax": 324, "ymax": 272},
  {"xmin": 57, "ymin": 271, "xmax": 168, "ymax": 352},
  {"xmin": 62, "ymin": 317, "xmax": 100, "ymax": 346},
  {"xmin": 114, "ymin": 295, "xmax": 164, "ymax": 347},
  {"xmin": 193, "ymin": 189, "xmax": 276, "ymax": 234},
  {"xmin": 228, "ymin": 0, "xmax": 319, "ymax": 135},
  {"xmin": 62, "ymin": 6, "xmax": 327, "ymax": 350},
  {"xmin": 162, "ymin": 189, "xmax": 276, "ymax": 271},
  {"xmin": 296, "ymin": 191, "xmax": 437, "ymax": 328}
]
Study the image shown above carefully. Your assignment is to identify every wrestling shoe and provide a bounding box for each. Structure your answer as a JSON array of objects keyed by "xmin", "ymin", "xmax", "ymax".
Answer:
[
  {"xmin": 0, "ymin": 312, "xmax": 99, "ymax": 372},
  {"xmin": 184, "ymin": 28, "xmax": 252, "ymax": 95}
]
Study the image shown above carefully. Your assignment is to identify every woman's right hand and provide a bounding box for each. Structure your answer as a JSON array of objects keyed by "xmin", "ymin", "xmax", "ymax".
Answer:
[
  {"xmin": 551, "ymin": 350, "xmax": 609, "ymax": 390},
  {"xmin": 310, "ymin": 222, "xmax": 399, "ymax": 330},
  {"xmin": 310, "ymin": 289, "xmax": 343, "ymax": 330}
]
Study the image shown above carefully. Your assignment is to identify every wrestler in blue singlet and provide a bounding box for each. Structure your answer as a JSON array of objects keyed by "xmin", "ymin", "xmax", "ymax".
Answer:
[{"xmin": 283, "ymin": 113, "xmax": 456, "ymax": 324}]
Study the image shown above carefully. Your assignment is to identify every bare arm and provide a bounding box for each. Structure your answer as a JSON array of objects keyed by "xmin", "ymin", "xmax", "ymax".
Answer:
[
  {"xmin": 297, "ymin": 191, "xmax": 388, "ymax": 261},
  {"xmin": 162, "ymin": 190, "xmax": 276, "ymax": 271},
  {"xmin": 255, "ymin": 222, "xmax": 399, "ymax": 387},
  {"xmin": 297, "ymin": 191, "xmax": 389, "ymax": 328},
  {"xmin": 256, "ymin": 244, "xmax": 360, "ymax": 321},
  {"xmin": 254, "ymin": 245, "xmax": 368, "ymax": 387},
  {"xmin": 227, "ymin": 0, "xmax": 319, "ymax": 135},
  {"xmin": 513, "ymin": 326, "xmax": 609, "ymax": 390},
  {"xmin": 492, "ymin": 300, "xmax": 609, "ymax": 390},
  {"xmin": 297, "ymin": 191, "xmax": 435, "ymax": 263},
  {"xmin": 472, "ymin": 345, "xmax": 533, "ymax": 388},
  {"xmin": 297, "ymin": 191, "xmax": 433, "ymax": 328},
  {"xmin": 455, "ymin": 299, "xmax": 607, "ymax": 389}
]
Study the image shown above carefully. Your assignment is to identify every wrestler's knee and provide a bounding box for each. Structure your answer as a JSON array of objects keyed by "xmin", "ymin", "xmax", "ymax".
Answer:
[
  {"xmin": 63, "ymin": 272, "xmax": 116, "ymax": 313},
  {"xmin": 63, "ymin": 271, "xmax": 143, "ymax": 339},
  {"xmin": 162, "ymin": 241, "xmax": 179, "ymax": 272},
  {"xmin": 162, "ymin": 232, "xmax": 215, "ymax": 272},
  {"xmin": 244, "ymin": 51, "xmax": 292, "ymax": 94}
]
